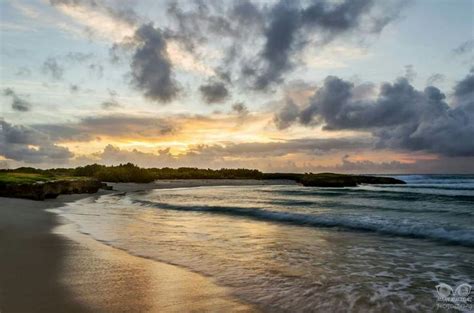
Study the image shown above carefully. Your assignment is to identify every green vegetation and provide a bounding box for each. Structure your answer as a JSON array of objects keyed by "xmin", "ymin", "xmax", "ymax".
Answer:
[
  {"xmin": 0, "ymin": 172, "xmax": 54, "ymax": 185},
  {"xmin": 0, "ymin": 172, "xmax": 93, "ymax": 185},
  {"xmin": 1, "ymin": 163, "xmax": 265, "ymax": 183},
  {"xmin": 0, "ymin": 163, "xmax": 405, "ymax": 186}
]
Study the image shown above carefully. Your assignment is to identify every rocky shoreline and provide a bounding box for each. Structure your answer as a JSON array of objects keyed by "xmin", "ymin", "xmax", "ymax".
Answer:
[
  {"xmin": 0, "ymin": 179, "xmax": 108, "ymax": 200},
  {"xmin": 0, "ymin": 173, "xmax": 405, "ymax": 201}
]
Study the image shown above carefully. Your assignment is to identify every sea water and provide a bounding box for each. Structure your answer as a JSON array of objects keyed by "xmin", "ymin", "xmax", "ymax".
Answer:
[{"xmin": 58, "ymin": 175, "xmax": 474, "ymax": 312}]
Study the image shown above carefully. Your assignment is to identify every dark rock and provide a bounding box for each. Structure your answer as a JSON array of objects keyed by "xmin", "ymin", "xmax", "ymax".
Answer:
[
  {"xmin": 100, "ymin": 182, "xmax": 113, "ymax": 190},
  {"xmin": 298, "ymin": 173, "xmax": 405, "ymax": 187},
  {"xmin": 0, "ymin": 179, "xmax": 103, "ymax": 201}
]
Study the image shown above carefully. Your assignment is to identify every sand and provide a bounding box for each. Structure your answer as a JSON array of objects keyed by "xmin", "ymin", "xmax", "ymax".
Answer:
[{"xmin": 0, "ymin": 180, "xmax": 279, "ymax": 312}]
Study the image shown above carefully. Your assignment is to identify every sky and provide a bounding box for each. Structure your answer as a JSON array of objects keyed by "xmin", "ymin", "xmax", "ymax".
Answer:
[{"xmin": 0, "ymin": 0, "xmax": 473, "ymax": 173}]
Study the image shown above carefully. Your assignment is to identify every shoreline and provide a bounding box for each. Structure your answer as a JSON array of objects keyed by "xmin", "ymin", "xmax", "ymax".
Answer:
[{"xmin": 0, "ymin": 180, "xmax": 274, "ymax": 312}]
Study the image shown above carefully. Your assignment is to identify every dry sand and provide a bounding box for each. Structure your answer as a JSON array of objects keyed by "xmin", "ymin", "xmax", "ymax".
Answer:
[{"xmin": 0, "ymin": 180, "xmax": 284, "ymax": 312}]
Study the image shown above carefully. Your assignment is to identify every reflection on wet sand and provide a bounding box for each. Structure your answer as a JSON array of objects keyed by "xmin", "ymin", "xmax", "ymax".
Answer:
[{"xmin": 54, "ymin": 222, "xmax": 257, "ymax": 313}]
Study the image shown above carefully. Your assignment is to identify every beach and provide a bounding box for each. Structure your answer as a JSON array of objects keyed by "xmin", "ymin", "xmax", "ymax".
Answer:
[
  {"xmin": 1, "ymin": 177, "xmax": 473, "ymax": 312},
  {"xmin": 53, "ymin": 176, "xmax": 474, "ymax": 312},
  {"xmin": 0, "ymin": 180, "xmax": 278, "ymax": 313}
]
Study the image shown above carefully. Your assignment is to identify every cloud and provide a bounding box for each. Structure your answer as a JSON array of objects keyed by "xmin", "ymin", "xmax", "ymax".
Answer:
[
  {"xmin": 64, "ymin": 51, "xmax": 94, "ymax": 62},
  {"xmin": 76, "ymin": 135, "xmax": 373, "ymax": 169},
  {"xmin": 190, "ymin": 137, "xmax": 372, "ymax": 158},
  {"xmin": 101, "ymin": 99, "xmax": 121, "ymax": 109},
  {"xmin": 128, "ymin": 23, "xmax": 180, "ymax": 102},
  {"xmin": 49, "ymin": 0, "xmax": 138, "ymax": 41},
  {"xmin": 165, "ymin": 0, "xmax": 405, "ymax": 90},
  {"xmin": 44, "ymin": 0, "xmax": 404, "ymax": 96},
  {"xmin": 274, "ymin": 99, "xmax": 300, "ymax": 129},
  {"xmin": 41, "ymin": 57, "xmax": 64, "ymax": 80},
  {"xmin": 49, "ymin": 0, "xmax": 212, "ymax": 77},
  {"xmin": 274, "ymin": 69, "xmax": 474, "ymax": 157},
  {"xmin": 302, "ymin": 44, "xmax": 369, "ymax": 69},
  {"xmin": 231, "ymin": 102, "xmax": 249, "ymax": 120},
  {"xmin": 426, "ymin": 73, "xmax": 445, "ymax": 85},
  {"xmin": 404, "ymin": 64, "xmax": 416, "ymax": 82},
  {"xmin": 246, "ymin": 0, "xmax": 404, "ymax": 90},
  {"xmin": 308, "ymin": 154, "xmax": 474, "ymax": 174},
  {"xmin": 199, "ymin": 81, "xmax": 229, "ymax": 104},
  {"xmin": 33, "ymin": 115, "xmax": 177, "ymax": 142},
  {"xmin": 331, "ymin": 154, "xmax": 411, "ymax": 172},
  {"xmin": 453, "ymin": 67, "xmax": 474, "ymax": 99},
  {"xmin": 69, "ymin": 84, "xmax": 80, "ymax": 93},
  {"xmin": 88, "ymin": 63, "xmax": 104, "ymax": 78},
  {"xmin": 453, "ymin": 40, "xmax": 474, "ymax": 55},
  {"xmin": 166, "ymin": 1, "xmax": 261, "ymax": 49},
  {"xmin": 0, "ymin": 120, "xmax": 73, "ymax": 163},
  {"xmin": 3, "ymin": 88, "xmax": 32, "ymax": 112},
  {"xmin": 15, "ymin": 67, "xmax": 32, "ymax": 77}
]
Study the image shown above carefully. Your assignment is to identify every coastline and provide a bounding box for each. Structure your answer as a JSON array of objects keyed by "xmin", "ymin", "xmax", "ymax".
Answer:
[{"xmin": 0, "ymin": 180, "xmax": 278, "ymax": 312}]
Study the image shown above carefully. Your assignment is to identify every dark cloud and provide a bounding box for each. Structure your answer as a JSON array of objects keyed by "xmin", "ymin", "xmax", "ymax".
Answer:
[
  {"xmin": 232, "ymin": 102, "xmax": 249, "ymax": 116},
  {"xmin": 48, "ymin": 0, "xmax": 402, "ymax": 99},
  {"xmin": 453, "ymin": 67, "xmax": 474, "ymax": 99},
  {"xmin": 274, "ymin": 70, "xmax": 474, "ymax": 157},
  {"xmin": 199, "ymin": 81, "xmax": 229, "ymax": 104},
  {"xmin": 426, "ymin": 73, "xmax": 445, "ymax": 85},
  {"xmin": 41, "ymin": 57, "xmax": 64, "ymax": 80},
  {"xmin": 65, "ymin": 51, "xmax": 94, "ymax": 63},
  {"xmin": 88, "ymin": 63, "xmax": 104, "ymax": 78},
  {"xmin": 231, "ymin": 0, "xmax": 265, "ymax": 30},
  {"xmin": 3, "ymin": 88, "xmax": 31, "ymax": 112},
  {"xmin": 69, "ymin": 84, "xmax": 80, "ymax": 93},
  {"xmin": 248, "ymin": 0, "xmax": 403, "ymax": 90},
  {"xmin": 251, "ymin": 1, "xmax": 300, "ymax": 89},
  {"xmin": 300, "ymin": 76, "xmax": 424, "ymax": 130},
  {"xmin": 166, "ymin": 0, "xmax": 404, "ymax": 90},
  {"xmin": 274, "ymin": 99, "xmax": 300, "ymax": 129},
  {"xmin": 101, "ymin": 99, "xmax": 121, "ymax": 109},
  {"xmin": 0, "ymin": 120, "xmax": 73, "ymax": 163},
  {"xmin": 192, "ymin": 137, "xmax": 372, "ymax": 158},
  {"xmin": 109, "ymin": 42, "xmax": 128, "ymax": 64},
  {"xmin": 166, "ymin": 1, "xmax": 261, "ymax": 51},
  {"xmin": 453, "ymin": 40, "xmax": 474, "ymax": 55},
  {"xmin": 33, "ymin": 115, "xmax": 177, "ymax": 142},
  {"xmin": 129, "ymin": 23, "xmax": 179, "ymax": 102},
  {"xmin": 231, "ymin": 102, "xmax": 249, "ymax": 123}
]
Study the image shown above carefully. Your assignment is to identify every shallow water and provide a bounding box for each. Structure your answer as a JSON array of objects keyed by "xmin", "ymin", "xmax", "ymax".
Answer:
[{"xmin": 58, "ymin": 175, "xmax": 474, "ymax": 312}]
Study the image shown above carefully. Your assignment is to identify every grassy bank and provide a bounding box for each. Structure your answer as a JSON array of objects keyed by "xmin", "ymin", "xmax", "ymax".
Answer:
[
  {"xmin": 0, "ymin": 172, "xmax": 104, "ymax": 200},
  {"xmin": 0, "ymin": 172, "xmax": 93, "ymax": 185},
  {"xmin": 0, "ymin": 172, "xmax": 54, "ymax": 184}
]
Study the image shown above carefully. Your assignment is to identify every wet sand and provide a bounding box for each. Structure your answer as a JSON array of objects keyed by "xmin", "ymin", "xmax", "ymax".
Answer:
[{"xmin": 0, "ymin": 180, "xmax": 278, "ymax": 312}]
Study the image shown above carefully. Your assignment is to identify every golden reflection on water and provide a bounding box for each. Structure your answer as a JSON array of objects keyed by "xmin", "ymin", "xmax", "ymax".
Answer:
[{"xmin": 54, "ymin": 223, "xmax": 257, "ymax": 313}]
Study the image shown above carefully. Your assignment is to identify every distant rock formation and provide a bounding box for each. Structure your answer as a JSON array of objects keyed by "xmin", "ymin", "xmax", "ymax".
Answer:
[{"xmin": 298, "ymin": 173, "xmax": 406, "ymax": 187}]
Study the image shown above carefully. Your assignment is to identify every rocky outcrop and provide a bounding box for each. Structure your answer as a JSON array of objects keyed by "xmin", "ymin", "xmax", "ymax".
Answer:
[
  {"xmin": 298, "ymin": 173, "xmax": 405, "ymax": 187},
  {"xmin": 0, "ymin": 179, "xmax": 106, "ymax": 200}
]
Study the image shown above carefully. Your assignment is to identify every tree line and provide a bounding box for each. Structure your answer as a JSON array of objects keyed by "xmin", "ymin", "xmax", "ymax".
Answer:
[{"xmin": 1, "ymin": 163, "xmax": 267, "ymax": 183}]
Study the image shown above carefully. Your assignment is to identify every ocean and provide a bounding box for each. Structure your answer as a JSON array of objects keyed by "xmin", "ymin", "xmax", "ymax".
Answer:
[{"xmin": 57, "ymin": 175, "xmax": 474, "ymax": 312}]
